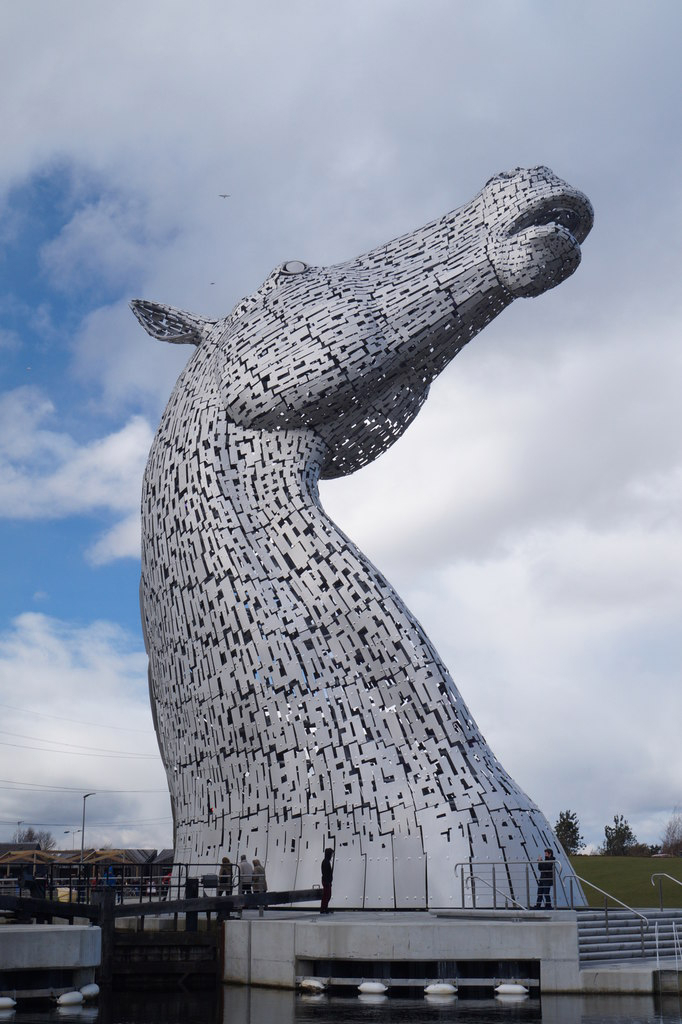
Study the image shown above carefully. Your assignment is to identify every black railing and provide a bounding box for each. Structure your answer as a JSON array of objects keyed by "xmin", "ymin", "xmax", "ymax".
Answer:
[
  {"xmin": 0, "ymin": 880, "xmax": 322, "ymax": 985},
  {"xmin": 7, "ymin": 860, "xmax": 244, "ymax": 908}
]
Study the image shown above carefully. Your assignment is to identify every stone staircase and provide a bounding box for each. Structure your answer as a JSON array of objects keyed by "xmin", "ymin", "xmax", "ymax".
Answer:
[{"xmin": 578, "ymin": 908, "xmax": 682, "ymax": 964}]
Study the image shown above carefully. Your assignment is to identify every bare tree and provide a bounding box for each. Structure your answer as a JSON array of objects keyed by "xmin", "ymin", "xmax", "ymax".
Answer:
[
  {"xmin": 661, "ymin": 807, "xmax": 682, "ymax": 856},
  {"xmin": 12, "ymin": 826, "xmax": 56, "ymax": 851},
  {"xmin": 36, "ymin": 829, "xmax": 56, "ymax": 851}
]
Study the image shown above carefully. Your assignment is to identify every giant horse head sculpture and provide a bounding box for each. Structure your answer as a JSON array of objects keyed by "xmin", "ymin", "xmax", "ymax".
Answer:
[{"xmin": 132, "ymin": 167, "xmax": 592, "ymax": 909}]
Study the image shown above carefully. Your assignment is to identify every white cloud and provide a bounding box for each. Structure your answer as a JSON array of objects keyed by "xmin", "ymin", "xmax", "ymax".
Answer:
[
  {"xmin": 87, "ymin": 512, "xmax": 141, "ymax": 566},
  {"xmin": 0, "ymin": 327, "xmax": 20, "ymax": 351},
  {"xmin": 0, "ymin": 612, "xmax": 169, "ymax": 849},
  {"xmin": 0, "ymin": 387, "xmax": 151, "ymax": 561},
  {"xmin": 40, "ymin": 196, "xmax": 152, "ymax": 294},
  {"xmin": 71, "ymin": 301, "xmax": 191, "ymax": 417}
]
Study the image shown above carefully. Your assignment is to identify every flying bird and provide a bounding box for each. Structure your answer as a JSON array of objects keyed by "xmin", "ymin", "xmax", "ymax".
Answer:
[{"xmin": 218, "ymin": 193, "xmax": 231, "ymax": 198}]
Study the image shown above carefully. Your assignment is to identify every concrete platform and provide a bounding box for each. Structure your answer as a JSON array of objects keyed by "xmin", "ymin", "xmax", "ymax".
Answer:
[
  {"xmin": 222, "ymin": 910, "xmax": 682, "ymax": 995},
  {"xmin": 223, "ymin": 909, "xmax": 581, "ymax": 992},
  {"xmin": 0, "ymin": 924, "xmax": 100, "ymax": 997},
  {"xmin": 580, "ymin": 956, "xmax": 682, "ymax": 994}
]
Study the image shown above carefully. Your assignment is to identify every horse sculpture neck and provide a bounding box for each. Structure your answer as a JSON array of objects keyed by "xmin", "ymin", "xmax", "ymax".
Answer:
[{"xmin": 145, "ymin": 348, "xmax": 330, "ymax": 588}]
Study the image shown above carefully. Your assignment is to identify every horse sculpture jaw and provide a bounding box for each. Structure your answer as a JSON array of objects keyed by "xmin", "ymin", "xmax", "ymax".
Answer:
[{"xmin": 134, "ymin": 167, "xmax": 592, "ymax": 908}]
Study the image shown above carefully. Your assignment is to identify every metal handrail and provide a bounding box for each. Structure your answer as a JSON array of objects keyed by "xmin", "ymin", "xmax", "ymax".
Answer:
[
  {"xmin": 673, "ymin": 920, "xmax": 682, "ymax": 973},
  {"xmin": 454, "ymin": 859, "xmax": 575, "ymax": 909},
  {"xmin": 454, "ymin": 858, "xmax": 556, "ymax": 874},
  {"xmin": 565, "ymin": 873, "xmax": 649, "ymax": 926},
  {"xmin": 651, "ymin": 872, "xmax": 682, "ymax": 911},
  {"xmin": 454, "ymin": 861, "xmax": 651, "ymax": 930},
  {"xmin": 565, "ymin": 871, "xmax": 649, "ymax": 954},
  {"xmin": 464, "ymin": 873, "xmax": 528, "ymax": 911}
]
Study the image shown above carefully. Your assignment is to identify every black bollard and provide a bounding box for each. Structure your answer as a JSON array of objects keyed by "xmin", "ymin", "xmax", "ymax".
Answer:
[
  {"xmin": 92, "ymin": 886, "xmax": 115, "ymax": 986},
  {"xmin": 185, "ymin": 876, "xmax": 199, "ymax": 932}
]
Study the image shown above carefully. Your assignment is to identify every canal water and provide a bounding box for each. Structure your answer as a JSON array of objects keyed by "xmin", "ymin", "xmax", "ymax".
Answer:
[{"xmin": 4, "ymin": 987, "xmax": 682, "ymax": 1024}]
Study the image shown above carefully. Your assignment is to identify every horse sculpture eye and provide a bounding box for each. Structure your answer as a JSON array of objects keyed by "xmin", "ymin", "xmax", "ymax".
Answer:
[{"xmin": 281, "ymin": 260, "xmax": 308, "ymax": 275}]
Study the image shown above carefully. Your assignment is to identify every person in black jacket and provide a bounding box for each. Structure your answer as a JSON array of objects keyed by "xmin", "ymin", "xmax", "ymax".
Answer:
[
  {"xmin": 218, "ymin": 857, "xmax": 232, "ymax": 895},
  {"xmin": 534, "ymin": 848, "xmax": 555, "ymax": 909},
  {"xmin": 320, "ymin": 848, "xmax": 334, "ymax": 914}
]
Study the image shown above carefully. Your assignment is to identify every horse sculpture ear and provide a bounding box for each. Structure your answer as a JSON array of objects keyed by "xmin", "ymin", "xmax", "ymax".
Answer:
[{"xmin": 130, "ymin": 299, "xmax": 214, "ymax": 346}]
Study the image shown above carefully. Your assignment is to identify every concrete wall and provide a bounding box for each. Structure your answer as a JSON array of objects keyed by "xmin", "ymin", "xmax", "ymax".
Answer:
[
  {"xmin": 0, "ymin": 924, "xmax": 100, "ymax": 997},
  {"xmin": 0, "ymin": 924, "xmax": 100, "ymax": 971},
  {"xmin": 223, "ymin": 911, "xmax": 582, "ymax": 993}
]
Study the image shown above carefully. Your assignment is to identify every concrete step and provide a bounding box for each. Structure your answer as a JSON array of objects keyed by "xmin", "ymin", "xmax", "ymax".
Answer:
[
  {"xmin": 583, "ymin": 933, "xmax": 678, "ymax": 938},
  {"xmin": 580, "ymin": 941, "xmax": 678, "ymax": 954},
  {"xmin": 577, "ymin": 910, "xmax": 682, "ymax": 964},
  {"xmin": 577, "ymin": 910, "xmax": 682, "ymax": 926}
]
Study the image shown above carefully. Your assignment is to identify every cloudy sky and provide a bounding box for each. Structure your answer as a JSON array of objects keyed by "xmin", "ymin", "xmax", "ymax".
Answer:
[{"xmin": 1, "ymin": 0, "xmax": 681, "ymax": 856}]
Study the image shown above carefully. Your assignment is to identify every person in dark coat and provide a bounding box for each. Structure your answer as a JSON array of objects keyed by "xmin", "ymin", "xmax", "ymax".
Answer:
[
  {"xmin": 218, "ymin": 857, "xmax": 232, "ymax": 895},
  {"xmin": 534, "ymin": 848, "xmax": 555, "ymax": 909},
  {"xmin": 252, "ymin": 858, "xmax": 267, "ymax": 893},
  {"xmin": 320, "ymin": 847, "xmax": 334, "ymax": 914}
]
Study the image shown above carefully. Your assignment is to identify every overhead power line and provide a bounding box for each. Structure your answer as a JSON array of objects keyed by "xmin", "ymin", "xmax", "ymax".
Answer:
[
  {"xmin": 0, "ymin": 817, "xmax": 172, "ymax": 828},
  {"xmin": 0, "ymin": 745, "xmax": 159, "ymax": 761},
  {"xmin": 0, "ymin": 700, "xmax": 153, "ymax": 734},
  {"xmin": 0, "ymin": 729, "xmax": 158, "ymax": 757},
  {"xmin": 0, "ymin": 778, "xmax": 167, "ymax": 793}
]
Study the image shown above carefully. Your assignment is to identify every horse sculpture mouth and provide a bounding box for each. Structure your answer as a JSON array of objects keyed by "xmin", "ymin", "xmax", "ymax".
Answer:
[{"xmin": 508, "ymin": 193, "xmax": 593, "ymax": 246}]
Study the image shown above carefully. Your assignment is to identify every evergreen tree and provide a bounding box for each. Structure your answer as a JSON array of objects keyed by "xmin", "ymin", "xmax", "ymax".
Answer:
[
  {"xmin": 602, "ymin": 814, "xmax": 636, "ymax": 856},
  {"xmin": 554, "ymin": 810, "xmax": 585, "ymax": 855}
]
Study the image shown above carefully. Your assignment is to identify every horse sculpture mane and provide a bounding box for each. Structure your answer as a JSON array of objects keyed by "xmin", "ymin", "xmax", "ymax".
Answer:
[{"xmin": 133, "ymin": 166, "xmax": 593, "ymax": 908}]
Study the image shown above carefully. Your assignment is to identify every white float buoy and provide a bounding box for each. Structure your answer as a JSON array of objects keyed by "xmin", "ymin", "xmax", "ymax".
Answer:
[
  {"xmin": 495, "ymin": 982, "xmax": 529, "ymax": 995},
  {"xmin": 57, "ymin": 992, "xmax": 85, "ymax": 1006},
  {"xmin": 0, "ymin": 999, "xmax": 16, "ymax": 1010},
  {"xmin": 79, "ymin": 985, "xmax": 100, "ymax": 1000},
  {"xmin": 298, "ymin": 978, "xmax": 326, "ymax": 992},
  {"xmin": 358, "ymin": 981, "xmax": 388, "ymax": 994},
  {"xmin": 424, "ymin": 982, "xmax": 457, "ymax": 995}
]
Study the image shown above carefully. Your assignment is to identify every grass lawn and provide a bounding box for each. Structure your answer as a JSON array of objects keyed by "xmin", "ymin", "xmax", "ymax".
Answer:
[{"xmin": 569, "ymin": 856, "xmax": 682, "ymax": 909}]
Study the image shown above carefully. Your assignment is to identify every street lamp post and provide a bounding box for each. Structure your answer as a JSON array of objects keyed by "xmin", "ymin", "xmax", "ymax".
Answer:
[
  {"xmin": 80, "ymin": 793, "xmax": 96, "ymax": 865},
  {"xmin": 64, "ymin": 829, "xmax": 81, "ymax": 850}
]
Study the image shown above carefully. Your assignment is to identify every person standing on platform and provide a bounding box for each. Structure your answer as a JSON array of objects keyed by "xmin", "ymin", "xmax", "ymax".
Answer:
[
  {"xmin": 534, "ymin": 848, "xmax": 555, "ymax": 909},
  {"xmin": 320, "ymin": 847, "xmax": 334, "ymax": 914},
  {"xmin": 239, "ymin": 854, "xmax": 253, "ymax": 894},
  {"xmin": 252, "ymin": 858, "xmax": 267, "ymax": 892},
  {"xmin": 218, "ymin": 856, "xmax": 232, "ymax": 895}
]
